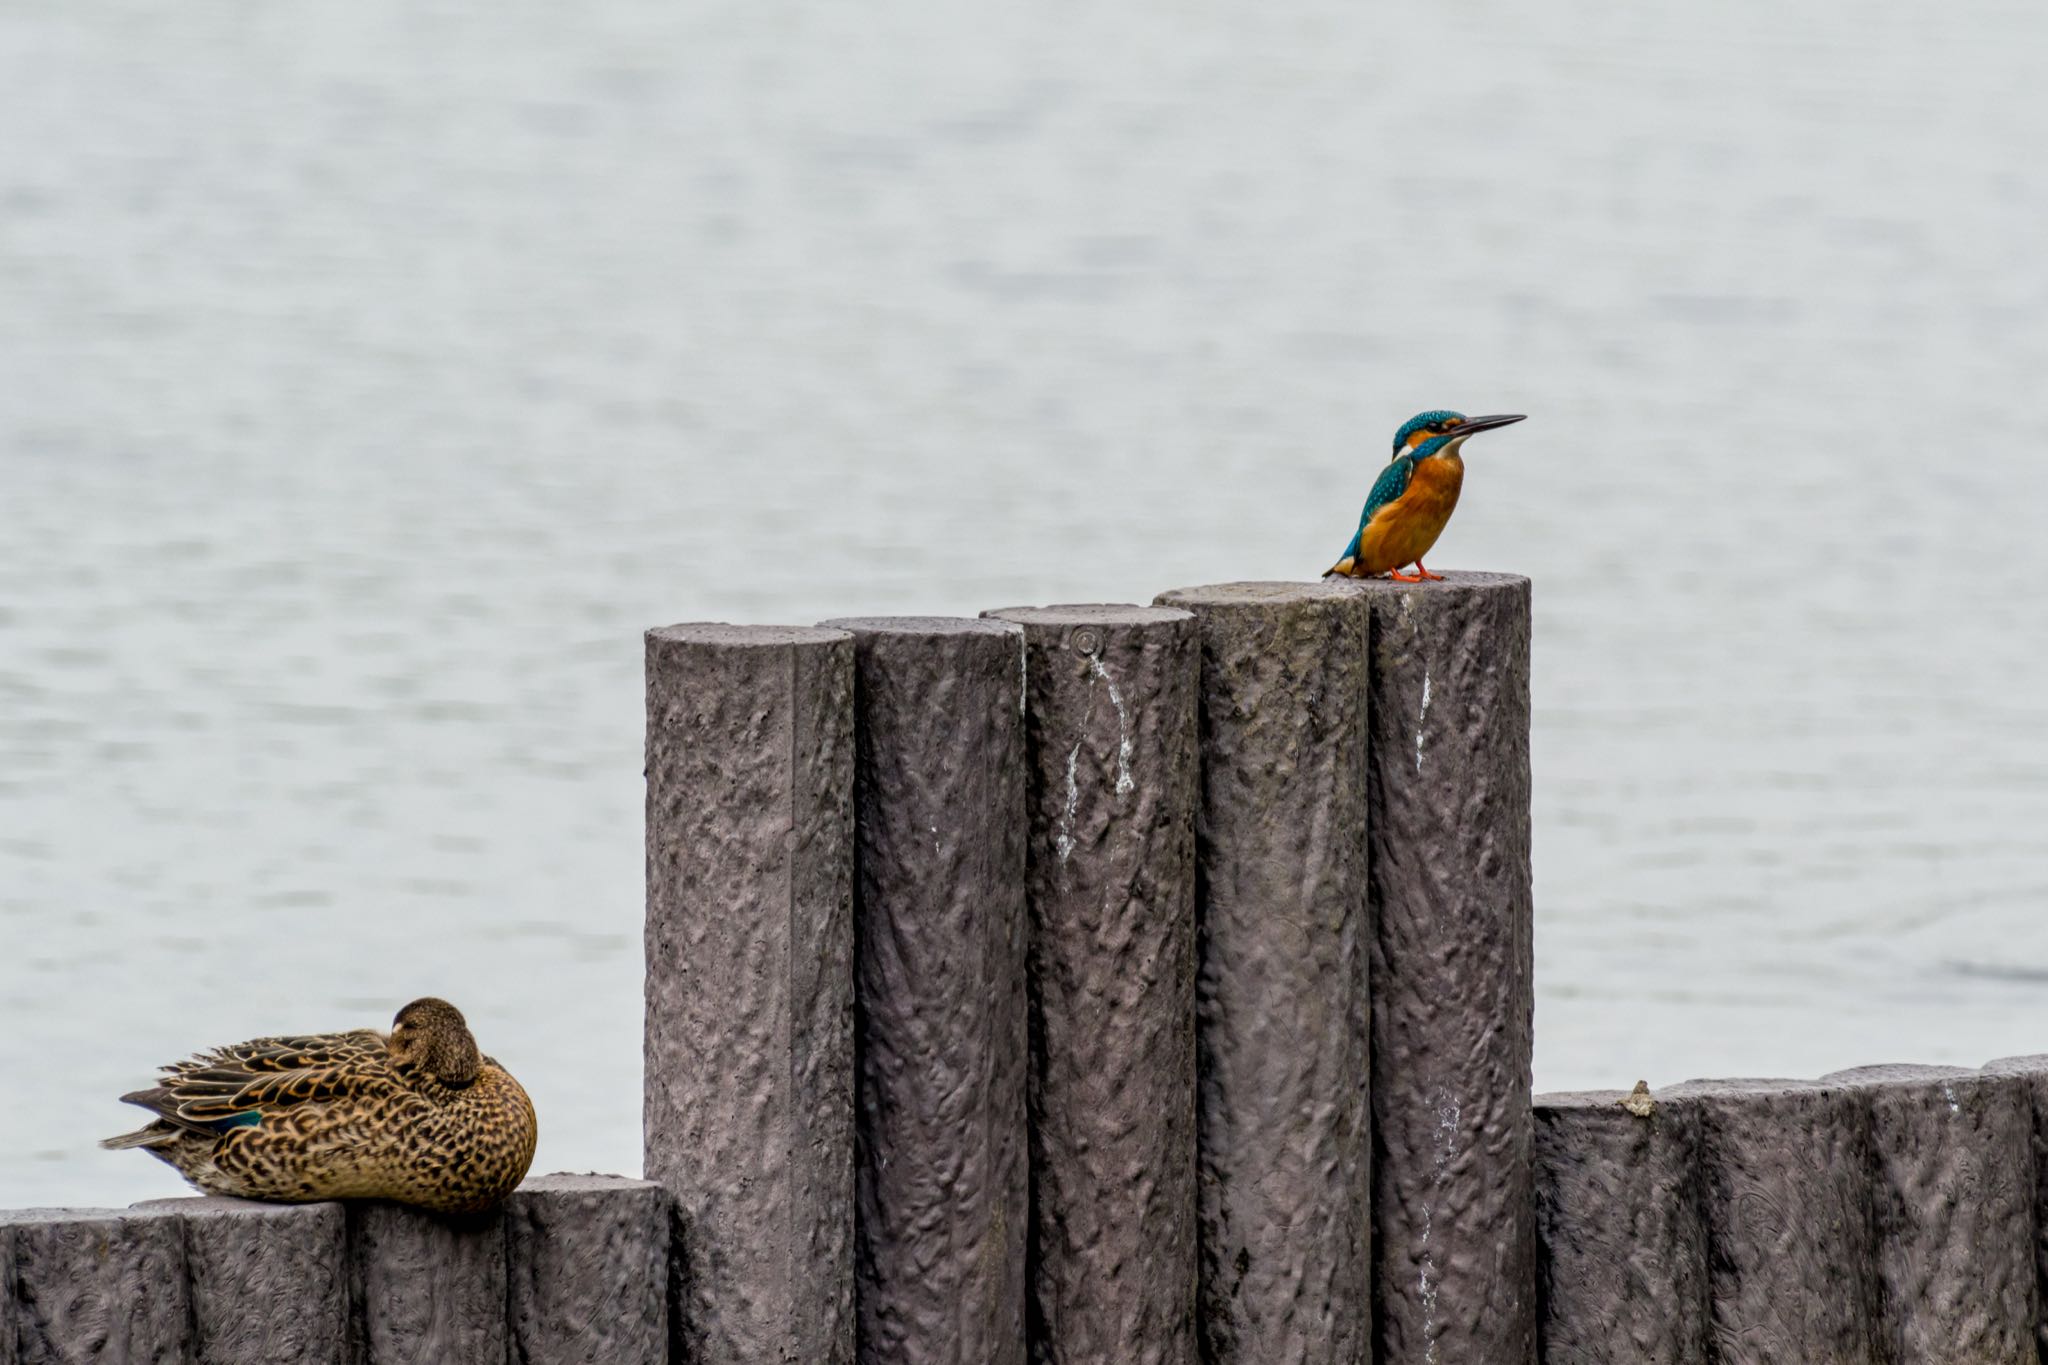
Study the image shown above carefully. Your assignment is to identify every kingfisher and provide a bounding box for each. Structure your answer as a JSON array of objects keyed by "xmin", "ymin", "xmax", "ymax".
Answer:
[{"xmin": 1324, "ymin": 409, "xmax": 1526, "ymax": 582}]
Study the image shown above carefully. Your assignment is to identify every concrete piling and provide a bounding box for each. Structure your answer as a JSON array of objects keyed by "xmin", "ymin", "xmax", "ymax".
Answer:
[
  {"xmin": 139, "ymin": 1197, "xmax": 348, "ymax": 1364},
  {"xmin": 1664, "ymin": 1078, "xmax": 1881, "ymax": 1363},
  {"xmin": 817, "ymin": 618, "xmax": 1030, "ymax": 1365},
  {"xmin": 346, "ymin": 1203, "xmax": 507, "ymax": 1364},
  {"xmin": 1822, "ymin": 1064, "xmax": 2036, "ymax": 1362},
  {"xmin": 644, "ymin": 623, "xmax": 858, "ymax": 1365},
  {"xmin": 1150, "ymin": 582, "xmax": 1373, "ymax": 1365},
  {"xmin": 1984, "ymin": 1054, "xmax": 2048, "ymax": 1359},
  {"xmin": 0, "ymin": 1218, "xmax": 15, "ymax": 1365},
  {"xmin": 502, "ymin": 1175, "xmax": 670, "ymax": 1365},
  {"xmin": 2, "ymin": 1206, "xmax": 193, "ymax": 1363},
  {"xmin": 983, "ymin": 604, "xmax": 1200, "ymax": 1365},
  {"xmin": 1531, "ymin": 1089, "xmax": 1712, "ymax": 1365},
  {"xmin": 1329, "ymin": 572, "xmax": 1536, "ymax": 1365}
]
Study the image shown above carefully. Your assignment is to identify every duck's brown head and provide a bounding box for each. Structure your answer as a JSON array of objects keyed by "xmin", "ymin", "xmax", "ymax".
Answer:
[{"xmin": 389, "ymin": 996, "xmax": 481, "ymax": 1087}]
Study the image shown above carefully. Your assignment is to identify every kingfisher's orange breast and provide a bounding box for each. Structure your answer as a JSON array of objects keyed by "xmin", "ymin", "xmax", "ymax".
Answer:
[{"xmin": 1355, "ymin": 452, "xmax": 1463, "ymax": 574}]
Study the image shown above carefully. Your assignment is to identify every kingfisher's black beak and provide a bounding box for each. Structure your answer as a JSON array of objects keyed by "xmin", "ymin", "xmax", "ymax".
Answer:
[{"xmin": 1458, "ymin": 413, "xmax": 1526, "ymax": 435}]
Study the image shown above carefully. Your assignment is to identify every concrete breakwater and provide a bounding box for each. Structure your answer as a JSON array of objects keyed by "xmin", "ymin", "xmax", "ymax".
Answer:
[
  {"xmin": 7, "ymin": 573, "xmax": 2043, "ymax": 1362},
  {"xmin": 0, "ymin": 1174, "xmax": 667, "ymax": 1363}
]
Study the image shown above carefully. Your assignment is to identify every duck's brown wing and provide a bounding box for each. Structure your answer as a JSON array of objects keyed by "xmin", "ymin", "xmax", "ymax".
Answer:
[{"xmin": 136, "ymin": 1028, "xmax": 396, "ymax": 1125}]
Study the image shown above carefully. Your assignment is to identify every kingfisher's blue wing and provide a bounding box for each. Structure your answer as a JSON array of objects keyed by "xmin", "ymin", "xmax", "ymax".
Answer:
[{"xmin": 1332, "ymin": 456, "xmax": 1415, "ymax": 564}]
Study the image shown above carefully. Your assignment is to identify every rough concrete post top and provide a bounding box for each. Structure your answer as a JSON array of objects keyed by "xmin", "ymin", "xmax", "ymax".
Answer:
[
  {"xmin": 0, "ymin": 1206, "xmax": 127, "ymax": 1224},
  {"xmin": 1659, "ymin": 1076, "xmax": 1821, "ymax": 1101},
  {"xmin": 985, "ymin": 601, "xmax": 1194, "ymax": 632},
  {"xmin": 820, "ymin": 614, "xmax": 1024, "ymax": 639},
  {"xmin": 1821, "ymin": 1062, "xmax": 1976, "ymax": 1086},
  {"xmin": 1324, "ymin": 568, "xmax": 1531, "ymax": 596},
  {"xmin": 1536, "ymin": 1088, "xmax": 1659, "ymax": 1115},
  {"xmin": 647, "ymin": 621, "xmax": 853, "ymax": 648},
  {"xmin": 1153, "ymin": 579, "xmax": 1365, "ymax": 609},
  {"xmin": 1984, "ymin": 1054, "xmax": 2048, "ymax": 1076},
  {"xmin": 514, "ymin": 1172, "xmax": 667, "ymax": 1196}
]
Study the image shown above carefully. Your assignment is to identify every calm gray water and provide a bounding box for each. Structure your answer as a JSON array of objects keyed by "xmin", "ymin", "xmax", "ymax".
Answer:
[{"xmin": 5, "ymin": 2, "xmax": 2048, "ymax": 1207}]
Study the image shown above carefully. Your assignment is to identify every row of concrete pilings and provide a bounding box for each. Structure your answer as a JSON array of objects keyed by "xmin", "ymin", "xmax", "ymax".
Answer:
[{"xmin": 7, "ymin": 573, "xmax": 2048, "ymax": 1362}]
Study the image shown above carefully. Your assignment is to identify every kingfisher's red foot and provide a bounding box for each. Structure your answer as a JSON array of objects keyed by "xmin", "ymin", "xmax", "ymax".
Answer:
[
  {"xmin": 1385, "ymin": 568, "xmax": 1426, "ymax": 583},
  {"xmin": 1413, "ymin": 560, "xmax": 1445, "ymax": 581}
]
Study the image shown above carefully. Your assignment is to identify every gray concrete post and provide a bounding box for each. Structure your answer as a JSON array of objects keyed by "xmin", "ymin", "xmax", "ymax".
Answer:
[
  {"xmin": 1663, "ymin": 1078, "xmax": 1881, "ymax": 1362},
  {"xmin": 502, "ymin": 1175, "xmax": 670, "ymax": 1365},
  {"xmin": 983, "ymin": 604, "xmax": 1199, "ymax": 1365},
  {"xmin": 817, "ymin": 617, "xmax": 1029, "ymax": 1365},
  {"xmin": 1822, "ymin": 1064, "xmax": 2035, "ymax": 1362},
  {"xmin": 0, "ymin": 1218, "xmax": 15, "ymax": 1365},
  {"xmin": 1328, "ymin": 572, "xmax": 1536, "ymax": 1364},
  {"xmin": 1985, "ymin": 1054, "xmax": 2048, "ymax": 1360},
  {"xmin": 644, "ymin": 623, "xmax": 857, "ymax": 1365},
  {"xmin": 1149, "ymin": 582, "xmax": 1372, "ymax": 1365},
  {"xmin": 346, "ymin": 1203, "xmax": 507, "ymax": 1364},
  {"xmin": 1, "ymin": 1206, "xmax": 192, "ymax": 1363},
  {"xmin": 136, "ymin": 1197, "xmax": 347, "ymax": 1364},
  {"xmin": 1531, "ymin": 1089, "xmax": 1712, "ymax": 1365}
]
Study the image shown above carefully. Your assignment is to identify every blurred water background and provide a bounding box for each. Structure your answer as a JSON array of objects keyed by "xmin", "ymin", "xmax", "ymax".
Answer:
[{"xmin": 5, "ymin": 2, "xmax": 2048, "ymax": 1205}]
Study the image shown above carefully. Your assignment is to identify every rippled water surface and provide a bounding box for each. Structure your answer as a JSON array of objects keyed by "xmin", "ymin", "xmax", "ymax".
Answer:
[{"xmin": 5, "ymin": 2, "xmax": 2048, "ymax": 1205}]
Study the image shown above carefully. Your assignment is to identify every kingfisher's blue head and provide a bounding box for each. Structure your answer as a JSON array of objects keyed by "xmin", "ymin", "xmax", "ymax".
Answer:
[{"xmin": 1391, "ymin": 409, "xmax": 1527, "ymax": 461}]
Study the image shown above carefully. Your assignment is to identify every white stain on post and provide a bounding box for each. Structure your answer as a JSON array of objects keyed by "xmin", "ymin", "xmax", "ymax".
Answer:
[
  {"xmin": 1415, "ymin": 668, "xmax": 1433, "ymax": 774},
  {"xmin": 1089, "ymin": 655, "xmax": 1135, "ymax": 796},
  {"xmin": 1056, "ymin": 743, "xmax": 1080, "ymax": 865}
]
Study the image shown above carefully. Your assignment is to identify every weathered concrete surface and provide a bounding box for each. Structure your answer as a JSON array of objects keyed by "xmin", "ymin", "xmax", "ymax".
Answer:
[
  {"xmin": 819, "ymin": 617, "xmax": 1029, "ymax": 1365},
  {"xmin": 1, "ymin": 1206, "xmax": 192, "ymax": 1364},
  {"xmin": 346, "ymin": 1201, "xmax": 507, "ymax": 1365},
  {"xmin": 1327, "ymin": 572, "xmax": 1535, "ymax": 1365},
  {"xmin": 1985, "ymin": 1054, "xmax": 2048, "ymax": 1361},
  {"xmin": 644, "ymin": 623, "xmax": 857, "ymax": 1365},
  {"xmin": 984, "ymin": 604, "xmax": 1200, "ymax": 1365},
  {"xmin": 1531, "ymin": 1089, "xmax": 1711, "ymax": 1365},
  {"xmin": 503, "ymin": 1174, "xmax": 669, "ymax": 1365},
  {"xmin": 1821, "ymin": 1064, "xmax": 2034, "ymax": 1364},
  {"xmin": 0, "ymin": 1217, "xmax": 16, "ymax": 1365},
  {"xmin": 1150, "ymin": 582, "xmax": 1372, "ymax": 1365},
  {"xmin": 135, "ymin": 1197, "xmax": 347, "ymax": 1364},
  {"xmin": 1663, "ymin": 1078, "xmax": 1881, "ymax": 1364}
]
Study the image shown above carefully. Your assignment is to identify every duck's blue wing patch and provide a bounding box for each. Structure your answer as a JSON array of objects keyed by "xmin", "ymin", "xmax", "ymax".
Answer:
[{"xmin": 1334, "ymin": 455, "xmax": 1415, "ymax": 562}]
